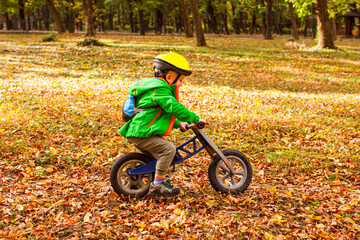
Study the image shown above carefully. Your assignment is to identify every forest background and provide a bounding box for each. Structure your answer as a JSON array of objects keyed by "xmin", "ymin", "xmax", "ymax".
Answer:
[
  {"xmin": 1, "ymin": 0, "xmax": 360, "ymax": 239},
  {"xmin": 1, "ymin": 0, "xmax": 360, "ymax": 47}
]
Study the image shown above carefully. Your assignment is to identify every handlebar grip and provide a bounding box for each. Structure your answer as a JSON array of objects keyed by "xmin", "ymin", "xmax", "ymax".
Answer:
[{"xmin": 196, "ymin": 122, "xmax": 205, "ymax": 129}]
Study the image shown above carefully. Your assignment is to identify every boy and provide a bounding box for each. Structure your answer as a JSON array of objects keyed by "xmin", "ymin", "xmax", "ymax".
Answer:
[{"xmin": 119, "ymin": 52, "xmax": 205, "ymax": 197}]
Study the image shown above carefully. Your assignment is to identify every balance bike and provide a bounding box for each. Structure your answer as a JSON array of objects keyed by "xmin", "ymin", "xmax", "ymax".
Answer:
[{"xmin": 110, "ymin": 122, "xmax": 252, "ymax": 198}]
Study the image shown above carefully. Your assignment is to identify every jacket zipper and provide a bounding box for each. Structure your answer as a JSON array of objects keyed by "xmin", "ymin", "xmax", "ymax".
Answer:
[{"xmin": 147, "ymin": 110, "xmax": 162, "ymax": 128}]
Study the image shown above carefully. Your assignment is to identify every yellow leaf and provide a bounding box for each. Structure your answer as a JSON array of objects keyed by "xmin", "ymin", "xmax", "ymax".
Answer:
[
  {"xmin": 333, "ymin": 213, "xmax": 343, "ymax": 218},
  {"xmin": 312, "ymin": 215, "xmax": 322, "ymax": 220},
  {"xmin": 84, "ymin": 112, "xmax": 90, "ymax": 117},
  {"xmin": 344, "ymin": 218, "xmax": 355, "ymax": 225},
  {"xmin": 318, "ymin": 230, "xmax": 331, "ymax": 239},
  {"xmin": 161, "ymin": 219, "xmax": 169, "ymax": 228},
  {"xmin": 269, "ymin": 187, "xmax": 278, "ymax": 192},
  {"xmin": 272, "ymin": 214, "xmax": 287, "ymax": 224},
  {"xmin": 205, "ymin": 199, "xmax": 218, "ymax": 207},
  {"xmin": 285, "ymin": 190, "xmax": 293, "ymax": 197},
  {"xmin": 84, "ymin": 212, "xmax": 91, "ymax": 222},
  {"xmin": 264, "ymin": 232, "xmax": 274, "ymax": 240},
  {"xmin": 137, "ymin": 223, "xmax": 146, "ymax": 228},
  {"xmin": 53, "ymin": 200, "xmax": 65, "ymax": 207},
  {"xmin": 103, "ymin": 211, "xmax": 109, "ymax": 218},
  {"xmin": 338, "ymin": 204, "xmax": 352, "ymax": 212},
  {"xmin": 0, "ymin": 129, "xmax": 5, "ymax": 132},
  {"xmin": 174, "ymin": 208, "xmax": 182, "ymax": 215},
  {"xmin": 316, "ymin": 224, "xmax": 326, "ymax": 229}
]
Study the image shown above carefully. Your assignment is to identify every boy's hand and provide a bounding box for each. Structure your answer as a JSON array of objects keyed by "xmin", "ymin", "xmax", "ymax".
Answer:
[
  {"xmin": 198, "ymin": 119, "xmax": 206, "ymax": 124},
  {"xmin": 179, "ymin": 122, "xmax": 189, "ymax": 132}
]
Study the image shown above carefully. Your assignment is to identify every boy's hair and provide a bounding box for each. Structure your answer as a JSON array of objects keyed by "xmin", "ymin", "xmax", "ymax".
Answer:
[{"xmin": 154, "ymin": 68, "xmax": 168, "ymax": 78}]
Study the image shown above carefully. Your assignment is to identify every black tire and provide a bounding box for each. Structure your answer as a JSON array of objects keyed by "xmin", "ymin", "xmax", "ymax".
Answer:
[
  {"xmin": 208, "ymin": 149, "xmax": 252, "ymax": 194},
  {"xmin": 110, "ymin": 152, "xmax": 155, "ymax": 198}
]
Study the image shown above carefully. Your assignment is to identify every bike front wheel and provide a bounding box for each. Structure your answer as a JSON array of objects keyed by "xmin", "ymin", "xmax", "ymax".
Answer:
[
  {"xmin": 208, "ymin": 149, "xmax": 252, "ymax": 194},
  {"xmin": 110, "ymin": 153, "xmax": 154, "ymax": 198}
]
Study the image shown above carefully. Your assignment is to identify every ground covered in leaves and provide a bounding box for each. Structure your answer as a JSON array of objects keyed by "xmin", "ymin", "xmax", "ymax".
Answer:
[{"xmin": 0, "ymin": 34, "xmax": 359, "ymax": 239}]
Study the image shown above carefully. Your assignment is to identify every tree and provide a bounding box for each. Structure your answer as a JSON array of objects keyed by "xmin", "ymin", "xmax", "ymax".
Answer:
[
  {"xmin": 180, "ymin": 0, "xmax": 193, "ymax": 37},
  {"xmin": 138, "ymin": 0, "xmax": 145, "ymax": 35},
  {"xmin": 18, "ymin": 0, "xmax": 26, "ymax": 30},
  {"xmin": 288, "ymin": 1, "xmax": 299, "ymax": 40},
  {"xmin": 206, "ymin": 0, "xmax": 218, "ymax": 34},
  {"xmin": 83, "ymin": 0, "xmax": 95, "ymax": 36},
  {"xmin": 265, "ymin": 0, "xmax": 274, "ymax": 39},
  {"xmin": 316, "ymin": 0, "xmax": 336, "ymax": 49},
  {"xmin": 189, "ymin": 0, "xmax": 206, "ymax": 46},
  {"xmin": 45, "ymin": 0, "xmax": 65, "ymax": 33},
  {"xmin": 190, "ymin": 0, "xmax": 206, "ymax": 47}
]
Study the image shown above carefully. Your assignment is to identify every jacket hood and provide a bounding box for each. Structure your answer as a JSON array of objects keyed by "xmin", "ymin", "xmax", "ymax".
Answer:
[{"xmin": 128, "ymin": 78, "xmax": 173, "ymax": 97}]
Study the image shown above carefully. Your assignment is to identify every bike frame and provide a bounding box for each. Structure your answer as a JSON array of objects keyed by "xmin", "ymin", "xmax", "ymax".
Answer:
[{"xmin": 127, "ymin": 125, "xmax": 235, "ymax": 176}]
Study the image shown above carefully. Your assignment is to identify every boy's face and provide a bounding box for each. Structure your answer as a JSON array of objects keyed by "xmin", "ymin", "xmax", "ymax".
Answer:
[{"xmin": 166, "ymin": 71, "xmax": 185, "ymax": 87}]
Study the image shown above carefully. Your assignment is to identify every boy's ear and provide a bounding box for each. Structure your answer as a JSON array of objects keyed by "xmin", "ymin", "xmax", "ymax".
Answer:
[{"xmin": 165, "ymin": 72, "xmax": 172, "ymax": 83}]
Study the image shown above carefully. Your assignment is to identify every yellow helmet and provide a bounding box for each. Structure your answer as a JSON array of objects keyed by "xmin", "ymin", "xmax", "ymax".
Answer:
[{"xmin": 153, "ymin": 52, "xmax": 192, "ymax": 76}]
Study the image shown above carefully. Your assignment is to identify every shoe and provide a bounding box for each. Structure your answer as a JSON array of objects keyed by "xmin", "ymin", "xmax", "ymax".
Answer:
[{"xmin": 149, "ymin": 180, "xmax": 180, "ymax": 197}]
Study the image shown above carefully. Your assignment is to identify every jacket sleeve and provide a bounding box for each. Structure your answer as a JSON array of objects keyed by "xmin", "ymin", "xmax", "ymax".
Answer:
[
  {"xmin": 153, "ymin": 87, "xmax": 200, "ymax": 123},
  {"xmin": 173, "ymin": 119, "xmax": 181, "ymax": 129}
]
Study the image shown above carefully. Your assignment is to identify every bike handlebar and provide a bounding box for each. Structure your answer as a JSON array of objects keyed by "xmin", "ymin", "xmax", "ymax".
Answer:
[{"xmin": 185, "ymin": 122, "xmax": 207, "ymax": 130}]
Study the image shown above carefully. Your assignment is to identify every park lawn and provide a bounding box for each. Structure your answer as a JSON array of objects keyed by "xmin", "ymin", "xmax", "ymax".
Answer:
[{"xmin": 0, "ymin": 34, "xmax": 359, "ymax": 239}]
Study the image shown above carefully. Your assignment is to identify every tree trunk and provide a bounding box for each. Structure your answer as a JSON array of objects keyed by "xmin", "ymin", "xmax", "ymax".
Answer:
[
  {"xmin": 289, "ymin": 1, "xmax": 299, "ymax": 40},
  {"xmin": 5, "ymin": 13, "xmax": 12, "ymax": 30},
  {"xmin": 139, "ymin": 8, "xmax": 145, "ymax": 35},
  {"xmin": 66, "ymin": 0, "xmax": 76, "ymax": 33},
  {"xmin": 250, "ymin": 13, "xmax": 256, "ymax": 34},
  {"xmin": 207, "ymin": 1, "xmax": 218, "ymax": 34},
  {"xmin": 331, "ymin": 17, "xmax": 337, "ymax": 41},
  {"xmin": 45, "ymin": 0, "xmax": 65, "ymax": 33},
  {"xmin": 27, "ymin": 13, "xmax": 31, "ymax": 30},
  {"xmin": 117, "ymin": 3, "xmax": 121, "ymax": 29},
  {"xmin": 189, "ymin": 0, "xmax": 206, "ymax": 46},
  {"xmin": 33, "ymin": 10, "xmax": 39, "ymax": 30},
  {"xmin": 260, "ymin": 0, "xmax": 266, "ymax": 36},
  {"xmin": 231, "ymin": 3, "xmax": 240, "ymax": 35},
  {"xmin": 137, "ymin": 0, "xmax": 145, "ymax": 35},
  {"xmin": 316, "ymin": 0, "xmax": 336, "ymax": 49},
  {"xmin": 18, "ymin": 0, "xmax": 26, "ymax": 30},
  {"xmin": 155, "ymin": 9, "xmax": 162, "ymax": 35},
  {"xmin": 311, "ymin": 3, "xmax": 317, "ymax": 38},
  {"xmin": 42, "ymin": 5, "xmax": 50, "ymax": 31},
  {"xmin": 162, "ymin": 4, "xmax": 167, "ymax": 34},
  {"xmin": 222, "ymin": 12, "xmax": 229, "ymax": 35},
  {"xmin": 241, "ymin": 12, "xmax": 247, "ymax": 34},
  {"xmin": 82, "ymin": 0, "xmax": 95, "ymax": 36},
  {"xmin": 180, "ymin": 0, "xmax": 193, "ymax": 37},
  {"xmin": 108, "ymin": 7, "xmax": 114, "ymax": 30},
  {"xmin": 265, "ymin": 0, "xmax": 273, "ymax": 39}
]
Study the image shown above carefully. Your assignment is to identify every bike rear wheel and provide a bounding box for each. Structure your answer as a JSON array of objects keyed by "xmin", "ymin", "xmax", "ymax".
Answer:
[
  {"xmin": 208, "ymin": 149, "xmax": 252, "ymax": 194},
  {"xmin": 110, "ymin": 153, "xmax": 154, "ymax": 198}
]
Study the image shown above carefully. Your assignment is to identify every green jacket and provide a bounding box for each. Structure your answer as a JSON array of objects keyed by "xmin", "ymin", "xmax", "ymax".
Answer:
[{"xmin": 118, "ymin": 77, "xmax": 200, "ymax": 138}]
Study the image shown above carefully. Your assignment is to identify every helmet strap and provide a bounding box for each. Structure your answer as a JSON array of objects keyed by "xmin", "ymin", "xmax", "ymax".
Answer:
[{"xmin": 172, "ymin": 73, "xmax": 181, "ymax": 85}]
